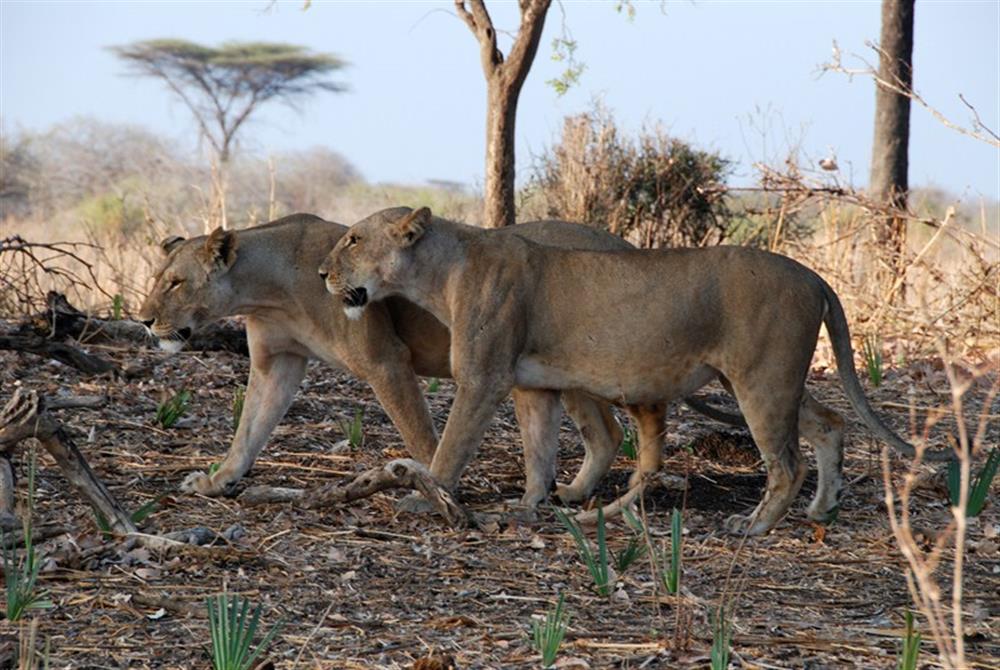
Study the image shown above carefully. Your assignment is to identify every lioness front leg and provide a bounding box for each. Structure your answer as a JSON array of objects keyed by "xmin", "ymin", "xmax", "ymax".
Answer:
[
  {"xmin": 181, "ymin": 351, "xmax": 306, "ymax": 496},
  {"xmin": 428, "ymin": 379, "xmax": 513, "ymax": 495},
  {"xmin": 363, "ymin": 368, "xmax": 438, "ymax": 465}
]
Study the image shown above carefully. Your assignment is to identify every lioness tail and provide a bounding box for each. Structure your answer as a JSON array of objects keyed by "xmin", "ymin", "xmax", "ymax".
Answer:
[{"xmin": 819, "ymin": 278, "xmax": 952, "ymax": 462}]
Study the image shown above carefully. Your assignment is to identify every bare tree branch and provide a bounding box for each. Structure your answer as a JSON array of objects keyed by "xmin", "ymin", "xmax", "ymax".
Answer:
[{"xmin": 822, "ymin": 40, "xmax": 1000, "ymax": 148}]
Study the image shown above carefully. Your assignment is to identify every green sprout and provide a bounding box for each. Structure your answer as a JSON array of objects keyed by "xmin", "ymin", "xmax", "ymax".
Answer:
[
  {"xmin": 531, "ymin": 593, "xmax": 569, "ymax": 667},
  {"xmin": 206, "ymin": 592, "xmax": 284, "ymax": 670}
]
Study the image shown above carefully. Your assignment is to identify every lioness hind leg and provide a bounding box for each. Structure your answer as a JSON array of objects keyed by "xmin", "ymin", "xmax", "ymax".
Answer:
[
  {"xmin": 798, "ymin": 391, "xmax": 845, "ymax": 523},
  {"xmin": 628, "ymin": 404, "xmax": 668, "ymax": 489},
  {"xmin": 725, "ymin": 385, "xmax": 807, "ymax": 535},
  {"xmin": 556, "ymin": 391, "xmax": 622, "ymax": 503},
  {"xmin": 512, "ymin": 388, "xmax": 563, "ymax": 511}
]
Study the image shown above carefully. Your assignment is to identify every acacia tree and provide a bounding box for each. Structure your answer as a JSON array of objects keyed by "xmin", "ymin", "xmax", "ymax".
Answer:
[
  {"xmin": 869, "ymin": 0, "xmax": 915, "ymax": 277},
  {"xmin": 455, "ymin": 0, "xmax": 552, "ymax": 228},
  {"xmin": 110, "ymin": 39, "xmax": 346, "ymax": 228}
]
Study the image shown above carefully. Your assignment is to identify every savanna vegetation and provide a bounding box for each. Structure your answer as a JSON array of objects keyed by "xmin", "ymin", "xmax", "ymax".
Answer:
[{"xmin": 1, "ymin": 1, "xmax": 997, "ymax": 668}]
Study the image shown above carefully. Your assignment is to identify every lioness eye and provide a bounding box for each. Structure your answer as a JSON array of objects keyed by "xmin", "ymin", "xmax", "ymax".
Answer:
[
  {"xmin": 346, "ymin": 234, "xmax": 358, "ymax": 247},
  {"xmin": 168, "ymin": 278, "xmax": 184, "ymax": 291}
]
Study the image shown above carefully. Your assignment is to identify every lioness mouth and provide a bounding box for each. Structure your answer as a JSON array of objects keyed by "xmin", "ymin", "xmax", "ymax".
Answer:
[{"xmin": 343, "ymin": 286, "xmax": 368, "ymax": 308}]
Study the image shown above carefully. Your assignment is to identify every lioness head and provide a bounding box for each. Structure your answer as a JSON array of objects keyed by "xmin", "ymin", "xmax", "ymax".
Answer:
[
  {"xmin": 318, "ymin": 206, "xmax": 429, "ymax": 320},
  {"xmin": 137, "ymin": 227, "xmax": 239, "ymax": 351}
]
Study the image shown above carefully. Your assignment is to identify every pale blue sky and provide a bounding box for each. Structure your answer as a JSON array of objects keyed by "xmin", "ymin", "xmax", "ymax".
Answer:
[{"xmin": 2, "ymin": 0, "xmax": 998, "ymax": 200}]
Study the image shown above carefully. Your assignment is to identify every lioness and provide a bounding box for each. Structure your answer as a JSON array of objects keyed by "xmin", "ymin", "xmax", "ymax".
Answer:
[
  {"xmin": 319, "ymin": 206, "xmax": 935, "ymax": 535},
  {"xmin": 139, "ymin": 214, "xmax": 640, "ymax": 508}
]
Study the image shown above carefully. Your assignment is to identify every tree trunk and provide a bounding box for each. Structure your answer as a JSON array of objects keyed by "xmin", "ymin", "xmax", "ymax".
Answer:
[
  {"xmin": 455, "ymin": 0, "xmax": 551, "ymax": 228},
  {"xmin": 870, "ymin": 0, "xmax": 915, "ymax": 291},
  {"xmin": 484, "ymin": 81, "xmax": 520, "ymax": 228}
]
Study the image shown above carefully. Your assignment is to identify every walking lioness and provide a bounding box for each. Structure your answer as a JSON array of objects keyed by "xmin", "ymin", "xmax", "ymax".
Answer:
[
  {"xmin": 319, "ymin": 206, "xmax": 932, "ymax": 535},
  {"xmin": 139, "ymin": 214, "xmax": 639, "ymax": 508}
]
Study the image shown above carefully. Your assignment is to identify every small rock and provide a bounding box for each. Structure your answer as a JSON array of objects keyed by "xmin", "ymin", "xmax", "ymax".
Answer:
[
  {"xmin": 341, "ymin": 570, "xmax": 357, "ymax": 582},
  {"xmin": 529, "ymin": 535, "xmax": 546, "ymax": 550},
  {"xmin": 975, "ymin": 539, "xmax": 998, "ymax": 556}
]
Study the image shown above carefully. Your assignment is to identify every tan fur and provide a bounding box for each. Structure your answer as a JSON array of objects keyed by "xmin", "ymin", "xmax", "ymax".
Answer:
[
  {"xmin": 137, "ymin": 213, "xmax": 632, "ymax": 509},
  {"xmin": 319, "ymin": 207, "xmax": 919, "ymax": 535}
]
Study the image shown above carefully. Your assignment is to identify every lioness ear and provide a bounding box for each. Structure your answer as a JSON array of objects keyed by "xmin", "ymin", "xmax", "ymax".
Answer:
[
  {"xmin": 160, "ymin": 235, "xmax": 186, "ymax": 255},
  {"xmin": 390, "ymin": 207, "xmax": 430, "ymax": 247},
  {"xmin": 202, "ymin": 227, "xmax": 238, "ymax": 270}
]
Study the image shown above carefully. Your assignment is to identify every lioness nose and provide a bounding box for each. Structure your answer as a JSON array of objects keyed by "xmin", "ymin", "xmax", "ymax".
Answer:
[
  {"xmin": 318, "ymin": 269, "xmax": 329, "ymax": 280},
  {"xmin": 141, "ymin": 318, "xmax": 155, "ymax": 328}
]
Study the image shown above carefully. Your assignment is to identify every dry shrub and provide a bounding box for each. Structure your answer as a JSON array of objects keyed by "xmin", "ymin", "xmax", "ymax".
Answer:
[
  {"xmin": 749, "ymin": 160, "xmax": 999, "ymax": 358},
  {"xmin": 526, "ymin": 103, "xmax": 731, "ymax": 248}
]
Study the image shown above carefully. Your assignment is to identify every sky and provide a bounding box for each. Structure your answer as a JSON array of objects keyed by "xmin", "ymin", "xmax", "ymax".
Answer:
[{"xmin": 2, "ymin": 0, "xmax": 998, "ymax": 202}]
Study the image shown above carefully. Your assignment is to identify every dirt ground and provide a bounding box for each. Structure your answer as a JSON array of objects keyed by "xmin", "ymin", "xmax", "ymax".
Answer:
[{"xmin": 0, "ymin": 340, "xmax": 998, "ymax": 669}]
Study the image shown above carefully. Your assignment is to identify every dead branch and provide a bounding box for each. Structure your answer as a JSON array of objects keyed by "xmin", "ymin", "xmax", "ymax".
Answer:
[
  {"xmin": 821, "ymin": 41, "xmax": 1000, "ymax": 148},
  {"xmin": 0, "ymin": 236, "xmax": 115, "ymax": 317},
  {"xmin": 0, "ymin": 389, "xmax": 136, "ymax": 534},
  {"xmin": 241, "ymin": 486, "xmax": 305, "ymax": 505},
  {"xmin": 879, "ymin": 352, "xmax": 998, "ymax": 669},
  {"xmin": 242, "ymin": 459, "xmax": 472, "ymax": 529},
  {"xmin": 0, "ymin": 389, "xmax": 241, "ymax": 553}
]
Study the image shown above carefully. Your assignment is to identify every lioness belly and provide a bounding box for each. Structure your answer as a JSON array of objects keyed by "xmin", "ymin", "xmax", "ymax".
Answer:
[{"xmin": 514, "ymin": 355, "xmax": 717, "ymax": 405}]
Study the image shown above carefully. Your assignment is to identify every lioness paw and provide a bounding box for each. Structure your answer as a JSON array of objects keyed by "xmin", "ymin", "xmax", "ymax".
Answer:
[
  {"xmin": 553, "ymin": 483, "xmax": 588, "ymax": 504},
  {"xmin": 724, "ymin": 513, "xmax": 772, "ymax": 537},
  {"xmin": 396, "ymin": 492, "xmax": 434, "ymax": 514},
  {"xmin": 181, "ymin": 471, "xmax": 225, "ymax": 496}
]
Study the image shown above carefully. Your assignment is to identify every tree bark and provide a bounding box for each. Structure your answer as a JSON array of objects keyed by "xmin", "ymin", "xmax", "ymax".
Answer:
[
  {"xmin": 456, "ymin": 0, "xmax": 552, "ymax": 228},
  {"xmin": 484, "ymin": 83, "xmax": 521, "ymax": 229},
  {"xmin": 870, "ymin": 0, "xmax": 915, "ymax": 285}
]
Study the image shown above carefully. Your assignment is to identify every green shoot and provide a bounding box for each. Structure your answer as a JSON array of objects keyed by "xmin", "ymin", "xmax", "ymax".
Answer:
[
  {"xmin": 620, "ymin": 424, "xmax": 638, "ymax": 460},
  {"xmin": 209, "ymin": 462, "xmax": 221, "ymax": 476},
  {"xmin": 614, "ymin": 508, "xmax": 647, "ymax": 574},
  {"xmin": 111, "ymin": 293, "xmax": 123, "ymax": 320},
  {"xmin": 613, "ymin": 534, "xmax": 646, "ymax": 574},
  {"xmin": 92, "ymin": 498, "xmax": 160, "ymax": 537},
  {"xmin": 948, "ymin": 447, "xmax": 999, "ymax": 517},
  {"xmin": 663, "ymin": 507, "xmax": 683, "ymax": 594},
  {"xmin": 554, "ymin": 506, "xmax": 612, "ymax": 597},
  {"xmin": 710, "ymin": 605, "xmax": 732, "ymax": 670},
  {"xmin": 426, "ymin": 378, "xmax": 441, "ymax": 393},
  {"xmin": 531, "ymin": 593, "xmax": 569, "ymax": 668},
  {"xmin": 155, "ymin": 389, "xmax": 191, "ymax": 428},
  {"xmin": 232, "ymin": 386, "xmax": 245, "ymax": 432},
  {"xmin": 3, "ymin": 449, "xmax": 53, "ymax": 621},
  {"xmin": 862, "ymin": 335, "xmax": 883, "ymax": 387},
  {"xmin": 206, "ymin": 592, "xmax": 284, "ymax": 670},
  {"xmin": 338, "ymin": 407, "xmax": 365, "ymax": 450},
  {"xmin": 130, "ymin": 498, "xmax": 160, "ymax": 524},
  {"xmin": 897, "ymin": 609, "xmax": 921, "ymax": 670}
]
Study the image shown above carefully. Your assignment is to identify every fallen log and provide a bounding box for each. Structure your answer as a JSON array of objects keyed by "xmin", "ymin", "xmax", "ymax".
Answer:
[
  {"xmin": 0, "ymin": 334, "xmax": 118, "ymax": 375},
  {"xmin": 18, "ymin": 291, "xmax": 248, "ymax": 355}
]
